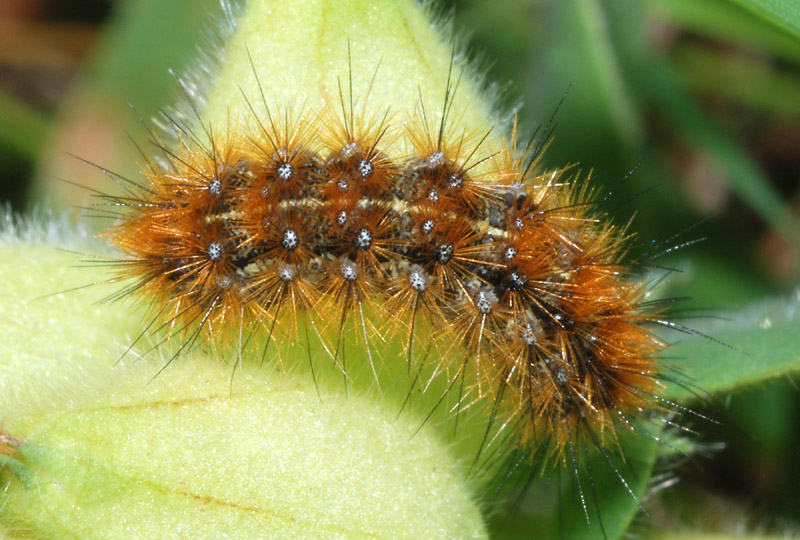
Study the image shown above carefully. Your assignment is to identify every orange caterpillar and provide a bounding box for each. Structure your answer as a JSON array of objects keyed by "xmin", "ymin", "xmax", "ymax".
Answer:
[{"xmin": 102, "ymin": 69, "xmax": 666, "ymax": 490}]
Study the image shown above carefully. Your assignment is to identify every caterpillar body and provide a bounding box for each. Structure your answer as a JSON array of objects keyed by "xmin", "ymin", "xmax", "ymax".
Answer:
[{"xmin": 104, "ymin": 66, "xmax": 665, "ymax": 477}]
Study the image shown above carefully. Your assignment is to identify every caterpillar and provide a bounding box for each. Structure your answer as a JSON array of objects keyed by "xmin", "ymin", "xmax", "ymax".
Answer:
[{"xmin": 95, "ymin": 46, "xmax": 672, "ymax": 534}]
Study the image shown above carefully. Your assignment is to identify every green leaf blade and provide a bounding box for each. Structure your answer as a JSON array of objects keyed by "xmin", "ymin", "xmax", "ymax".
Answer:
[{"xmin": 663, "ymin": 292, "xmax": 800, "ymax": 402}]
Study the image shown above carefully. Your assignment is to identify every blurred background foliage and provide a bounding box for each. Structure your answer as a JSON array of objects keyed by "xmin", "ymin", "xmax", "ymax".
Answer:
[{"xmin": 1, "ymin": 0, "xmax": 798, "ymax": 537}]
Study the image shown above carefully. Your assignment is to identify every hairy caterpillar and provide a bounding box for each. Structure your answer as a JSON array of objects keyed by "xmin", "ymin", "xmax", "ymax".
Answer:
[{"xmin": 95, "ymin": 44, "xmax": 675, "ymax": 539}]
